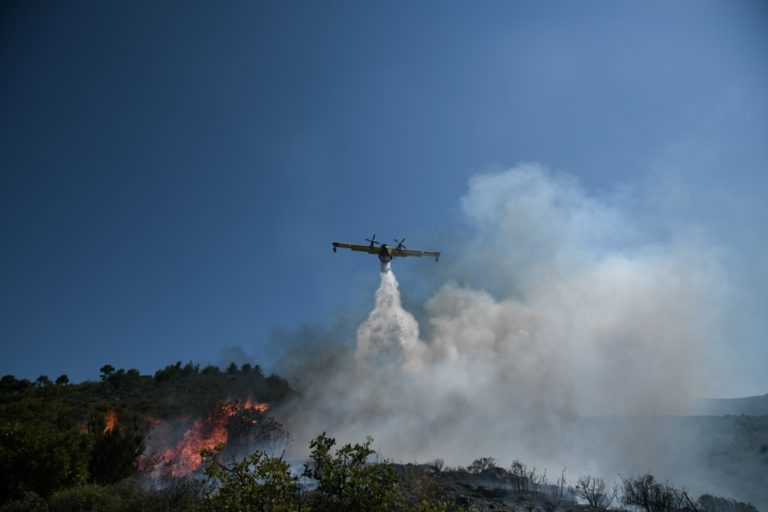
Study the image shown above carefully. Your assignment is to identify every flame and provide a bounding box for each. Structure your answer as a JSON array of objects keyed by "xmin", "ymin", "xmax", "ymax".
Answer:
[
  {"xmin": 142, "ymin": 399, "xmax": 270, "ymax": 477},
  {"xmin": 160, "ymin": 417, "xmax": 226, "ymax": 476},
  {"xmin": 222, "ymin": 398, "xmax": 270, "ymax": 415},
  {"xmin": 104, "ymin": 409, "xmax": 118, "ymax": 434}
]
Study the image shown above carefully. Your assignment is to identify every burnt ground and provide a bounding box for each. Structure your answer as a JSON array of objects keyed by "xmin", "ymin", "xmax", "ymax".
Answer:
[{"xmin": 394, "ymin": 464, "xmax": 586, "ymax": 512}]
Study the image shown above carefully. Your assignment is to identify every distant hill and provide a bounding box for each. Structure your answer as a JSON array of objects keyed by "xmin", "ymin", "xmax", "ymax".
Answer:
[{"xmin": 699, "ymin": 394, "xmax": 768, "ymax": 416}]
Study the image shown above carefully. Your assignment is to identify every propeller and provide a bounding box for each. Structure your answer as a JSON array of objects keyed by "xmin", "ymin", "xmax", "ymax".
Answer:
[
  {"xmin": 365, "ymin": 234, "xmax": 379, "ymax": 246},
  {"xmin": 394, "ymin": 238, "xmax": 406, "ymax": 249}
]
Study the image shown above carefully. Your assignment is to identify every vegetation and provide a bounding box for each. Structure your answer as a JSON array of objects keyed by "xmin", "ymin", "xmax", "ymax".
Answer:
[
  {"xmin": 302, "ymin": 433, "xmax": 402, "ymax": 511},
  {"xmin": 0, "ymin": 362, "xmax": 292, "ymax": 505},
  {"xmin": 618, "ymin": 473, "xmax": 763, "ymax": 512},
  {"xmin": 574, "ymin": 475, "xmax": 616, "ymax": 510},
  {"xmin": 1, "ymin": 363, "xmax": 763, "ymax": 511},
  {"xmin": 203, "ymin": 448, "xmax": 300, "ymax": 512},
  {"xmin": 0, "ymin": 421, "xmax": 91, "ymax": 500}
]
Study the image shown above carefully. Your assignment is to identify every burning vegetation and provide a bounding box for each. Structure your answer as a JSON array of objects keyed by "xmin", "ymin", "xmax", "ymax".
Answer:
[
  {"xmin": 103, "ymin": 409, "xmax": 118, "ymax": 434},
  {"xmin": 141, "ymin": 398, "xmax": 272, "ymax": 477},
  {"xmin": 1, "ymin": 362, "xmax": 766, "ymax": 511}
]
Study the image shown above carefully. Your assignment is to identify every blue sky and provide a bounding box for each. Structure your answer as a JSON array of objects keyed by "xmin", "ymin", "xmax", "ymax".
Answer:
[{"xmin": 1, "ymin": 1, "xmax": 766, "ymax": 396}]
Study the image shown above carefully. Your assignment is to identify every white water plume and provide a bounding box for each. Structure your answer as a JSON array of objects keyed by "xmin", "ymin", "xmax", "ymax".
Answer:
[
  {"xmin": 282, "ymin": 163, "xmax": 729, "ymax": 497},
  {"xmin": 355, "ymin": 269, "xmax": 424, "ymax": 372}
]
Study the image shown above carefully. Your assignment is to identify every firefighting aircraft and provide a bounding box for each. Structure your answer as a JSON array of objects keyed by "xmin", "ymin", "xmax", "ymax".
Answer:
[{"xmin": 332, "ymin": 235, "xmax": 441, "ymax": 264}]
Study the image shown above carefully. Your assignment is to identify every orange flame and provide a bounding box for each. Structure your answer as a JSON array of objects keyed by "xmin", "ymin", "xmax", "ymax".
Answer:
[
  {"xmin": 144, "ymin": 399, "xmax": 270, "ymax": 477},
  {"xmin": 144, "ymin": 416, "xmax": 161, "ymax": 427},
  {"xmin": 104, "ymin": 409, "xmax": 118, "ymax": 434}
]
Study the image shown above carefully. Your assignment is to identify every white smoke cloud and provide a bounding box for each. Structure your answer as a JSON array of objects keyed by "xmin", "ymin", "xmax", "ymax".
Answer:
[{"xmin": 282, "ymin": 163, "xmax": 728, "ymax": 490}]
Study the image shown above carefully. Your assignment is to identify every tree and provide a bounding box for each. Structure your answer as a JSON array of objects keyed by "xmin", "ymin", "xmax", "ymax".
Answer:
[
  {"xmin": 575, "ymin": 475, "xmax": 616, "ymax": 510},
  {"xmin": 467, "ymin": 457, "xmax": 496, "ymax": 473},
  {"xmin": 698, "ymin": 494, "xmax": 759, "ymax": 512},
  {"xmin": 35, "ymin": 375, "xmax": 52, "ymax": 388},
  {"xmin": 201, "ymin": 365, "xmax": 221, "ymax": 376},
  {"xmin": 0, "ymin": 374, "xmax": 18, "ymax": 389},
  {"xmin": 202, "ymin": 447, "xmax": 300, "ymax": 512},
  {"xmin": 55, "ymin": 374, "xmax": 70, "ymax": 386},
  {"xmin": 0, "ymin": 491, "xmax": 48, "ymax": 512},
  {"xmin": 0, "ymin": 375, "xmax": 32, "ymax": 394},
  {"xmin": 87, "ymin": 412, "xmax": 144, "ymax": 485},
  {"xmin": 509, "ymin": 460, "xmax": 544, "ymax": 497},
  {"xmin": 302, "ymin": 433, "xmax": 401, "ymax": 512},
  {"xmin": 0, "ymin": 422, "xmax": 91, "ymax": 502},
  {"xmin": 47, "ymin": 484, "xmax": 124, "ymax": 512},
  {"xmin": 181, "ymin": 362, "xmax": 199, "ymax": 377},
  {"xmin": 99, "ymin": 365, "xmax": 115, "ymax": 381},
  {"xmin": 621, "ymin": 473, "xmax": 685, "ymax": 512}
]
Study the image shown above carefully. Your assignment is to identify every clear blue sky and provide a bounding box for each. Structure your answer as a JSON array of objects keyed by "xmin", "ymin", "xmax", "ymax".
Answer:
[{"xmin": 1, "ymin": 1, "xmax": 766, "ymax": 395}]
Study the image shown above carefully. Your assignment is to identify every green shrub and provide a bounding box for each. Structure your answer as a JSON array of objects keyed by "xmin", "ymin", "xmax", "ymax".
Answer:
[
  {"xmin": 203, "ymin": 448, "xmax": 299, "ymax": 512},
  {"xmin": 0, "ymin": 491, "xmax": 48, "ymax": 512},
  {"xmin": 48, "ymin": 484, "xmax": 124, "ymax": 512},
  {"xmin": 302, "ymin": 433, "xmax": 402, "ymax": 512},
  {"xmin": 0, "ymin": 423, "xmax": 91, "ymax": 502}
]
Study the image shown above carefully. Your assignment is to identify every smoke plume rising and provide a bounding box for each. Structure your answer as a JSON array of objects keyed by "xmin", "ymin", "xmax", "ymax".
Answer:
[{"xmin": 280, "ymin": 163, "xmax": 732, "ymax": 498}]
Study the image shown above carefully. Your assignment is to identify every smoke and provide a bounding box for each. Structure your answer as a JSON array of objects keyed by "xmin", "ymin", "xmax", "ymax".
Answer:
[{"xmin": 279, "ymin": 164, "xmax": 733, "ymax": 497}]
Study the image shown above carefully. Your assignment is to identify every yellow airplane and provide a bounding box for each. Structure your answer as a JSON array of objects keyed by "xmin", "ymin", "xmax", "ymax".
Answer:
[{"xmin": 332, "ymin": 235, "xmax": 441, "ymax": 264}]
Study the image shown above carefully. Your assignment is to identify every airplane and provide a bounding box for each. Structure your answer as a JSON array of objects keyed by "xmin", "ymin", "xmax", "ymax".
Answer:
[{"xmin": 332, "ymin": 235, "xmax": 441, "ymax": 265}]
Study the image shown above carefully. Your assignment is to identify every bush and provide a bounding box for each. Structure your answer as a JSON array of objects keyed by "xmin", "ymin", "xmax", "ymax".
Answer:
[
  {"xmin": 427, "ymin": 458, "xmax": 444, "ymax": 472},
  {"xmin": 302, "ymin": 433, "xmax": 402, "ymax": 512},
  {"xmin": 467, "ymin": 457, "xmax": 496, "ymax": 474},
  {"xmin": 203, "ymin": 448, "xmax": 299, "ymax": 512},
  {"xmin": 87, "ymin": 412, "xmax": 144, "ymax": 485},
  {"xmin": 509, "ymin": 460, "xmax": 544, "ymax": 497},
  {"xmin": 621, "ymin": 473, "xmax": 686, "ymax": 512},
  {"xmin": 0, "ymin": 491, "xmax": 48, "ymax": 512},
  {"xmin": 575, "ymin": 475, "xmax": 616, "ymax": 510},
  {"xmin": 134, "ymin": 477, "xmax": 204, "ymax": 512},
  {"xmin": 0, "ymin": 422, "xmax": 91, "ymax": 502},
  {"xmin": 698, "ymin": 494, "xmax": 759, "ymax": 512},
  {"xmin": 48, "ymin": 484, "xmax": 124, "ymax": 512}
]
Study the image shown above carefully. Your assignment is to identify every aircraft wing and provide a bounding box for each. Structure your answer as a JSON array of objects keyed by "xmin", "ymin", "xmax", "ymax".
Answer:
[
  {"xmin": 332, "ymin": 242, "xmax": 378, "ymax": 254},
  {"xmin": 392, "ymin": 248, "xmax": 441, "ymax": 261}
]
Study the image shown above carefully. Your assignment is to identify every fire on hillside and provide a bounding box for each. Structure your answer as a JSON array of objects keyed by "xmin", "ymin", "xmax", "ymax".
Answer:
[
  {"xmin": 139, "ymin": 398, "xmax": 272, "ymax": 477},
  {"xmin": 103, "ymin": 409, "xmax": 118, "ymax": 434}
]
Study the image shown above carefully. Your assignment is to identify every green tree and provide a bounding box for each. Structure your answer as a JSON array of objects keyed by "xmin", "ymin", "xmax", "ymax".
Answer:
[
  {"xmin": 202, "ymin": 447, "xmax": 300, "ymax": 512},
  {"xmin": 302, "ymin": 433, "xmax": 401, "ymax": 512},
  {"xmin": 48, "ymin": 484, "xmax": 124, "ymax": 512},
  {"xmin": 0, "ymin": 491, "xmax": 48, "ymax": 512},
  {"xmin": 87, "ymin": 412, "xmax": 144, "ymax": 485},
  {"xmin": 0, "ymin": 422, "xmax": 91, "ymax": 503},
  {"xmin": 99, "ymin": 365, "xmax": 115, "ymax": 381},
  {"xmin": 35, "ymin": 375, "xmax": 52, "ymax": 388},
  {"xmin": 55, "ymin": 375, "xmax": 70, "ymax": 386},
  {"xmin": 0, "ymin": 375, "xmax": 21, "ymax": 393},
  {"xmin": 201, "ymin": 365, "xmax": 221, "ymax": 376}
]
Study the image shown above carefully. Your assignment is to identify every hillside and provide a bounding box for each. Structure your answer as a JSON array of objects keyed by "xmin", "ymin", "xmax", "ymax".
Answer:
[
  {"xmin": 699, "ymin": 395, "xmax": 768, "ymax": 416},
  {"xmin": 0, "ymin": 362, "xmax": 292, "ymax": 507},
  {"xmin": 1, "ymin": 363, "xmax": 766, "ymax": 511}
]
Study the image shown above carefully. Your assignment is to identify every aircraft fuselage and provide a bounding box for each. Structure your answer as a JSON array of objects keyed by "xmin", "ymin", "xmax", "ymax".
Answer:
[{"xmin": 378, "ymin": 244, "xmax": 393, "ymax": 263}]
